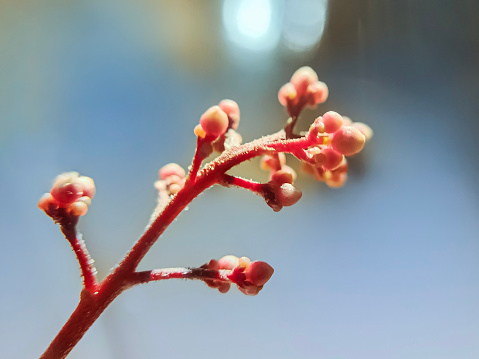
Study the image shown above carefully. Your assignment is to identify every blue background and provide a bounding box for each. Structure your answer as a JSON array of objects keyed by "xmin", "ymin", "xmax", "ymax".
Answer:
[{"xmin": 1, "ymin": 1, "xmax": 478, "ymax": 358}]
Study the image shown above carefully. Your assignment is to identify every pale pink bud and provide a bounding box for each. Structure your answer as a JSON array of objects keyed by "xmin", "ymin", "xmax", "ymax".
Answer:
[
  {"xmin": 37, "ymin": 193, "xmax": 57, "ymax": 211},
  {"xmin": 314, "ymin": 147, "xmax": 344, "ymax": 170},
  {"xmin": 77, "ymin": 176, "xmax": 96, "ymax": 199},
  {"xmin": 238, "ymin": 256, "xmax": 251, "ymax": 268},
  {"xmin": 218, "ymin": 99, "xmax": 240, "ymax": 130},
  {"xmin": 331, "ymin": 126, "xmax": 366, "ymax": 156},
  {"xmin": 306, "ymin": 81, "xmax": 329, "ymax": 108},
  {"xmin": 278, "ymin": 83, "xmax": 298, "ymax": 106},
  {"xmin": 270, "ymin": 166, "xmax": 297, "ymax": 184},
  {"xmin": 352, "ymin": 122, "xmax": 373, "ymax": 142},
  {"xmin": 67, "ymin": 201, "xmax": 88, "ymax": 216},
  {"xmin": 321, "ymin": 111, "xmax": 344, "ymax": 133},
  {"xmin": 159, "ymin": 163, "xmax": 186, "ymax": 180},
  {"xmin": 245, "ymin": 261, "xmax": 274, "ymax": 287},
  {"xmin": 218, "ymin": 255, "xmax": 240, "ymax": 270},
  {"xmin": 276, "ymin": 183, "xmax": 302, "ymax": 207},
  {"xmin": 290, "ymin": 66, "xmax": 319, "ymax": 97},
  {"xmin": 194, "ymin": 124, "xmax": 206, "ymax": 138},
  {"xmin": 51, "ymin": 181, "xmax": 83, "ymax": 205},
  {"xmin": 199, "ymin": 105, "xmax": 228, "ymax": 138},
  {"xmin": 260, "ymin": 153, "xmax": 286, "ymax": 171},
  {"xmin": 326, "ymin": 172, "xmax": 348, "ymax": 188}
]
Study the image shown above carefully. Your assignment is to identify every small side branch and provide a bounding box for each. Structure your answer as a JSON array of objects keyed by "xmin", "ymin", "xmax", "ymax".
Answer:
[
  {"xmin": 129, "ymin": 267, "xmax": 231, "ymax": 286},
  {"xmin": 217, "ymin": 174, "xmax": 264, "ymax": 195},
  {"xmin": 63, "ymin": 228, "xmax": 98, "ymax": 293}
]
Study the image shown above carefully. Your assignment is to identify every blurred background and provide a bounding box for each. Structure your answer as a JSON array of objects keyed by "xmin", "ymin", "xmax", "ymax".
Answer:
[{"xmin": 1, "ymin": 0, "xmax": 479, "ymax": 358}]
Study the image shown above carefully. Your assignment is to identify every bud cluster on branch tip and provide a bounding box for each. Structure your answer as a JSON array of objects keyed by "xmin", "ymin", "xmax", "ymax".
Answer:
[
  {"xmin": 156, "ymin": 163, "xmax": 186, "ymax": 195},
  {"xmin": 202, "ymin": 255, "xmax": 274, "ymax": 296},
  {"xmin": 278, "ymin": 66, "xmax": 328, "ymax": 109},
  {"xmin": 300, "ymin": 111, "xmax": 373, "ymax": 188},
  {"xmin": 38, "ymin": 172, "xmax": 95, "ymax": 216},
  {"xmin": 195, "ymin": 99, "xmax": 240, "ymax": 140}
]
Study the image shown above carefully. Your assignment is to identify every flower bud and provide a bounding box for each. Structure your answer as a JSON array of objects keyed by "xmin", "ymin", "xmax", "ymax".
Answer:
[
  {"xmin": 331, "ymin": 126, "xmax": 366, "ymax": 156},
  {"xmin": 278, "ymin": 83, "xmax": 298, "ymax": 106},
  {"xmin": 306, "ymin": 81, "xmax": 329, "ymax": 108},
  {"xmin": 352, "ymin": 122, "xmax": 373, "ymax": 142},
  {"xmin": 245, "ymin": 261, "xmax": 274, "ymax": 287},
  {"xmin": 199, "ymin": 106, "xmax": 229, "ymax": 138},
  {"xmin": 290, "ymin": 66, "xmax": 319, "ymax": 97},
  {"xmin": 276, "ymin": 183, "xmax": 302, "ymax": 207},
  {"xmin": 322, "ymin": 111, "xmax": 344, "ymax": 133},
  {"xmin": 218, "ymin": 99, "xmax": 240, "ymax": 130},
  {"xmin": 159, "ymin": 163, "xmax": 186, "ymax": 180}
]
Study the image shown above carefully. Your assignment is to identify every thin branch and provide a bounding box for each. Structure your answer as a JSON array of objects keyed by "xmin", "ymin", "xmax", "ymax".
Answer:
[{"xmin": 128, "ymin": 267, "xmax": 231, "ymax": 286}]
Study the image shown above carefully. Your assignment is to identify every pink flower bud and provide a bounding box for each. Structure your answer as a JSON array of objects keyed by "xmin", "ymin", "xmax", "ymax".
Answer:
[
  {"xmin": 218, "ymin": 255, "xmax": 240, "ymax": 270},
  {"xmin": 313, "ymin": 147, "xmax": 344, "ymax": 171},
  {"xmin": 67, "ymin": 201, "xmax": 89, "ymax": 216},
  {"xmin": 290, "ymin": 66, "xmax": 319, "ymax": 97},
  {"xmin": 306, "ymin": 81, "xmax": 329, "ymax": 108},
  {"xmin": 352, "ymin": 122, "xmax": 373, "ymax": 142},
  {"xmin": 218, "ymin": 99, "xmax": 240, "ymax": 130},
  {"xmin": 331, "ymin": 126, "xmax": 366, "ymax": 156},
  {"xmin": 321, "ymin": 111, "xmax": 344, "ymax": 133},
  {"xmin": 51, "ymin": 182, "xmax": 83, "ymax": 205},
  {"xmin": 278, "ymin": 83, "xmax": 298, "ymax": 106},
  {"xmin": 159, "ymin": 163, "xmax": 186, "ymax": 180},
  {"xmin": 37, "ymin": 193, "xmax": 57, "ymax": 212},
  {"xmin": 276, "ymin": 183, "xmax": 302, "ymax": 207},
  {"xmin": 194, "ymin": 124, "xmax": 206, "ymax": 138},
  {"xmin": 325, "ymin": 172, "xmax": 348, "ymax": 188},
  {"xmin": 260, "ymin": 153, "xmax": 286, "ymax": 171},
  {"xmin": 245, "ymin": 261, "xmax": 274, "ymax": 287},
  {"xmin": 199, "ymin": 105, "xmax": 228, "ymax": 138},
  {"xmin": 270, "ymin": 166, "xmax": 297, "ymax": 184}
]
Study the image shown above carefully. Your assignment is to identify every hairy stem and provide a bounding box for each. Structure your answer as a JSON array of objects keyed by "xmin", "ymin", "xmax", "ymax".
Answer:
[{"xmin": 41, "ymin": 129, "xmax": 316, "ymax": 358}]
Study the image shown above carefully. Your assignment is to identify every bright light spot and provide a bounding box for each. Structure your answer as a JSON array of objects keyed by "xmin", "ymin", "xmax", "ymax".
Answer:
[
  {"xmin": 282, "ymin": 0, "xmax": 327, "ymax": 52},
  {"xmin": 237, "ymin": 0, "xmax": 270, "ymax": 38},
  {"xmin": 223, "ymin": 0, "xmax": 280, "ymax": 52}
]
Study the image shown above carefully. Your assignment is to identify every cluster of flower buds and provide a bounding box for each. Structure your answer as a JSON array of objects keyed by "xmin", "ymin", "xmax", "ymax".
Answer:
[
  {"xmin": 202, "ymin": 255, "xmax": 274, "ymax": 296},
  {"xmin": 194, "ymin": 99, "xmax": 242, "ymax": 153},
  {"xmin": 278, "ymin": 66, "xmax": 329, "ymax": 111},
  {"xmin": 38, "ymin": 172, "xmax": 96, "ymax": 217},
  {"xmin": 302, "ymin": 112, "xmax": 373, "ymax": 187},
  {"xmin": 260, "ymin": 153, "xmax": 302, "ymax": 211},
  {"xmin": 155, "ymin": 163, "xmax": 186, "ymax": 196},
  {"xmin": 276, "ymin": 66, "xmax": 373, "ymax": 189}
]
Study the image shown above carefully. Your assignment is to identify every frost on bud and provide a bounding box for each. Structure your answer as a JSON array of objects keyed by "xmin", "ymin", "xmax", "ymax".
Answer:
[
  {"xmin": 331, "ymin": 126, "xmax": 366, "ymax": 156},
  {"xmin": 218, "ymin": 99, "xmax": 240, "ymax": 130},
  {"xmin": 199, "ymin": 105, "xmax": 229, "ymax": 139},
  {"xmin": 290, "ymin": 66, "xmax": 319, "ymax": 97},
  {"xmin": 39, "ymin": 172, "xmax": 96, "ymax": 217},
  {"xmin": 321, "ymin": 111, "xmax": 344, "ymax": 133},
  {"xmin": 278, "ymin": 82, "xmax": 298, "ymax": 107}
]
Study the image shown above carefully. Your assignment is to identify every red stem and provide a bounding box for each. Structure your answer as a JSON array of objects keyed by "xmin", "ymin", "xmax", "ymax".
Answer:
[
  {"xmin": 68, "ymin": 234, "xmax": 97, "ymax": 293},
  {"xmin": 40, "ymin": 130, "xmax": 317, "ymax": 358},
  {"xmin": 129, "ymin": 267, "xmax": 231, "ymax": 285}
]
